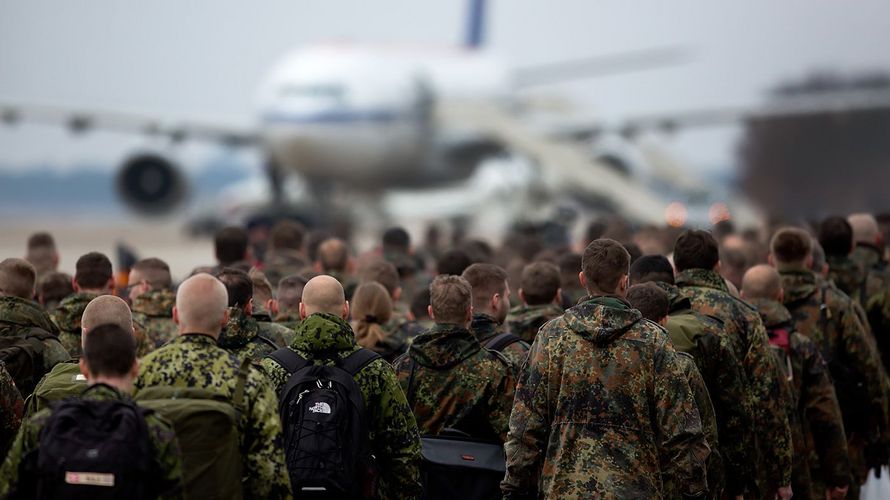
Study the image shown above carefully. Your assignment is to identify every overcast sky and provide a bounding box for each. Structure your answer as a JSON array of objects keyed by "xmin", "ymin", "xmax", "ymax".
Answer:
[{"xmin": 2, "ymin": 0, "xmax": 890, "ymax": 174}]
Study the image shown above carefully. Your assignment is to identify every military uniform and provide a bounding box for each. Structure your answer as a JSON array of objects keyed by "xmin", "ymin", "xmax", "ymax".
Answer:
[
  {"xmin": 131, "ymin": 289, "xmax": 178, "ymax": 354},
  {"xmin": 274, "ymin": 311, "xmax": 301, "ymax": 332},
  {"xmin": 136, "ymin": 332, "xmax": 291, "ymax": 498},
  {"xmin": 502, "ymin": 295, "xmax": 709, "ymax": 499},
  {"xmin": 0, "ymin": 365, "xmax": 23, "ymax": 459},
  {"xmin": 252, "ymin": 310, "xmax": 294, "ymax": 347},
  {"xmin": 0, "ymin": 383, "xmax": 183, "ymax": 499},
  {"xmin": 377, "ymin": 311, "xmax": 424, "ymax": 362},
  {"xmin": 50, "ymin": 292, "xmax": 99, "ymax": 357},
  {"xmin": 657, "ymin": 281, "xmax": 753, "ymax": 497},
  {"xmin": 506, "ymin": 303, "xmax": 563, "ymax": 343},
  {"xmin": 22, "ymin": 361, "xmax": 84, "ymax": 418},
  {"xmin": 470, "ymin": 313, "xmax": 530, "ymax": 375},
  {"xmin": 752, "ymin": 297, "xmax": 851, "ymax": 499},
  {"xmin": 0, "ymin": 296, "xmax": 69, "ymax": 377},
  {"xmin": 218, "ymin": 307, "xmax": 281, "ymax": 363},
  {"xmin": 263, "ymin": 250, "xmax": 309, "ymax": 287},
  {"xmin": 392, "ymin": 323, "xmax": 516, "ymax": 442},
  {"xmin": 259, "ymin": 313, "xmax": 422, "ymax": 499},
  {"xmin": 676, "ymin": 268, "xmax": 793, "ymax": 496},
  {"xmin": 675, "ymin": 351, "xmax": 723, "ymax": 500}
]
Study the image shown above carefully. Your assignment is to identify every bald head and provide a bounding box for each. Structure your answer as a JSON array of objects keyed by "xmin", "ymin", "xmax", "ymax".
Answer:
[
  {"xmin": 174, "ymin": 273, "xmax": 229, "ymax": 337},
  {"xmin": 300, "ymin": 275, "xmax": 348, "ymax": 319},
  {"xmin": 848, "ymin": 213, "xmax": 881, "ymax": 246},
  {"xmin": 741, "ymin": 264, "xmax": 783, "ymax": 302},
  {"xmin": 81, "ymin": 295, "xmax": 134, "ymax": 347}
]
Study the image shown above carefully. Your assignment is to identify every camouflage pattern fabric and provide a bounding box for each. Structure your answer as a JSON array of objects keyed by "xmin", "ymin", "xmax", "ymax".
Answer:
[
  {"xmin": 252, "ymin": 311, "xmax": 293, "ymax": 347},
  {"xmin": 392, "ymin": 323, "xmax": 516, "ymax": 443},
  {"xmin": 676, "ymin": 268, "xmax": 793, "ymax": 496},
  {"xmin": 501, "ymin": 295, "xmax": 709, "ymax": 499},
  {"xmin": 378, "ymin": 311, "xmax": 424, "ymax": 362},
  {"xmin": 752, "ymin": 297, "xmax": 852, "ymax": 499},
  {"xmin": 0, "ymin": 383, "xmax": 183, "ymax": 499},
  {"xmin": 470, "ymin": 313, "xmax": 530, "ymax": 375},
  {"xmin": 273, "ymin": 311, "xmax": 301, "ymax": 333},
  {"xmin": 218, "ymin": 307, "xmax": 279, "ymax": 363},
  {"xmin": 136, "ymin": 333, "xmax": 291, "ymax": 498},
  {"xmin": 0, "ymin": 365, "xmax": 23, "ymax": 459},
  {"xmin": 259, "ymin": 312, "xmax": 422, "ymax": 499},
  {"xmin": 0, "ymin": 295, "xmax": 69, "ymax": 374},
  {"xmin": 263, "ymin": 250, "xmax": 309, "ymax": 287},
  {"xmin": 50, "ymin": 292, "xmax": 98, "ymax": 357},
  {"xmin": 656, "ymin": 281, "xmax": 755, "ymax": 497},
  {"xmin": 132, "ymin": 289, "xmax": 178, "ymax": 353},
  {"xmin": 506, "ymin": 303, "xmax": 563, "ymax": 343}
]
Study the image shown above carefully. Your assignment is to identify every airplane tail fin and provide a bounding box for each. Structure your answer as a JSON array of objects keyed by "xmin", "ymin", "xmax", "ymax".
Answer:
[{"xmin": 464, "ymin": 0, "xmax": 486, "ymax": 49}]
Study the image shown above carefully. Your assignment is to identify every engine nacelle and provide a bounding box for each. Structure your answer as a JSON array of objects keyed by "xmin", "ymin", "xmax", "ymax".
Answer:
[{"xmin": 116, "ymin": 153, "xmax": 187, "ymax": 215}]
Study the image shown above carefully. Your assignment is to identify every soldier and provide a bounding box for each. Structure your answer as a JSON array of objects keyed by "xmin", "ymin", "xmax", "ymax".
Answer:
[
  {"xmin": 506, "ymin": 261, "xmax": 563, "ymax": 343},
  {"xmin": 557, "ymin": 252, "xmax": 586, "ymax": 308},
  {"xmin": 36, "ymin": 271, "xmax": 73, "ymax": 311},
  {"xmin": 136, "ymin": 273, "xmax": 291, "ymax": 497},
  {"xmin": 435, "ymin": 248, "xmax": 472, "ymax": 276},
  {"xmin": 502, "ymin": 239, "xmax": 709, "ymax": 498},
  {"xmin": 361, "ymin": 259, "xmax": 425, "ymax": 350},
  {"xmin": 409, "ymin": 287, "xmax": 434, "ymax": 331},
  {"xmin": 771, "ymin": 227, "xmax": 889, "ymax": 493},
  {"xmin": 0, "ymin": 323, "xmax": 183, "ymax": 499},
  {"xmin": 260, "ymin": 275, "xmax": 422, "ymax": 498},
  {"xmin": 630, "ymin": 254, "xmax": 754, "ymax": 498},
  {"xmin": 674, "ymin": 229, "xmax": 793, "ymax": 498},
  {"xmin": 0, "ymin": 259, "xmax": 69, "ymax": 393},
  {"xmin": 382, "ymin": 226, "xmax": 427, "ymax": 307},
  {"xmin": 51, "ymin": 252, "xmax": 115, "ymax": 356},
  {"xmin": 263, "ymin": 220, "xmax": 309, "ymax": 287},
  {"xmin": 216, "ymin": 268, "xmax": 281, "ymax": 362},
  {"xmin": 128, "ymin": 258, "xmax": 177, "ymax": 354},
  {"xmin": 351, "ymin": 282, "xmax": 407, "ymax": 361},
  {"xmin": 0, "ymin": 365, "xmax": 23, "ymax": 459},
  {"xmin": 213, "ymin": 226, "xmax": 252, "ymax": 272},
  {"xmin": 392, "ymin": 275, "xmax": 515, "ymax": 442},
  {"xmin": 248, "ymin": 270, "xmax": 294, "ymax": 347},
  {"xmin": 626, "ymin": 282, "xmax": 723, "ymax": 500},
  {"xmin": 24, "ymin": 232, "xmax": 58, "ymax": 284},
  {"xmin": 316, "ymin": 238, "xmax": 358, "ymax": 299},
  {"xmin": 275, "ymin": 272, "xmax": 314, "ymax": 331},
  {"xmin": 461, "ymin": 263, "xmax": 529, "ymax": 374},
  {"xmin": 24, "ymin": 295, "xmax": 135, "ymax": 416},
  {"xmin": 741, "ymin": 264, "xmax": 851, "ymax": 500}
]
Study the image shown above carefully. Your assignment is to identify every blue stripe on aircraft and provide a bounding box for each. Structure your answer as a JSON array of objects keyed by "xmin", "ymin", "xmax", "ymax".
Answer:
[{"xmin": 261, "ymin": 109, "xmax": 403, "ymax": 125}]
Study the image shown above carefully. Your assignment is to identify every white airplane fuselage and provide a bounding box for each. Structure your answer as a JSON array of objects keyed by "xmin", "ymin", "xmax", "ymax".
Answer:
[{"xmin": 256, "ymin": 43, "xmax": 510, "ymax": 188}]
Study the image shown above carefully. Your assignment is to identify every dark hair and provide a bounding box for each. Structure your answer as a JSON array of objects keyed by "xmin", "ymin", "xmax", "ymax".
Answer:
[
  {"xmin": 410, "ymin": 287, "xmax": 432, "ymax": 320},
  {"xmin": 629, "ymin": 255, "xmax": 675, "ymax": 285},
  {"xmin": 360, "ymin": 260, "xmax": 400, "ymax": 297},
  {"xmin": 626, "ymin": 283, "xmax": 669, "ymax": 323},
  {"xmin": 269, "ymin": 220, "xmax": 305, "ymax": 251},
  {"xmin": 622, "ymin": 241, "xmax": 642, "ymax": 266},
  {"xmin": 770, "ymin": 227, "xmax": 812, "ymax": 265},
  {"xmin": 27, "ymin": 232, "xmax": 55, "ymax": 250},
  {"xmin": 83, "ymin": 323, "xmax": 137, "ymax": 378},
  {"xmin": 720, "ymin": 246, "xmax": 748, "ymax": 273},
  {"xmin": 712, "ymin": 220, "xmax": 736, "ymax": 241},
  {"xmin": 581, "ymin": 239, "xmax": 630, "ymax": 294},
  {"xmin": 818, "ymin": 216, "xmax": 853, "ymax": 258},
  {"xmin": 520, "ymin": 262, "xmax": 560, "ymax": 305},
  {"xmin": 557, "ymin": 252, "xmax": 582, "ymax": 287},
  {"xmin": 382, "ymin": 227, "xmax": 410, "ymax": 252},
  {"xmin": 277, "ymin": 273, "xmax": 313, "ymax": 310},
  {"xmin": 673, "ymin": 230, "xmax": 719, "ymax": 272},
  {"xmin": 436, "ymin": 249, "xmax": 472, "ymax": 276},
  {"xmin": 461, "ymin": 263, "xmax": 508, "ymax": 305},
  {"xmin": 131, "ymin": 257, "xmax": 172, "ymax": 289},
  {"xmin": 39, "ymin": 272, "xmax": 74, "ymax": 306},
  {"xmin": 75, "ymin": 252, "xmax": 113, "ymax": 289},
  {"xmin": 214, "ymin": 226, "xmax": 248, "ymax": 266},
  {"xmin": 217, "ymin": 267, "xmax": 253, "ymax": 308}
]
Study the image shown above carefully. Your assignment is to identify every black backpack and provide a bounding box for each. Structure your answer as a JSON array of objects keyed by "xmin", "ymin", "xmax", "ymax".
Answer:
[
  {"xmin": 268, "ymin": 348, "xmax": 380, "ymax": 499},
  {"xmin": 0, "ymin": 328, "xmax": 59, "ymax": 397},
  {"xmin": 481, "ymin": 332, "xmax": 522, "ymax": 352},
  {"xmin": 22, "ymin": 398, "xmax": 159, "ymax": 500}
]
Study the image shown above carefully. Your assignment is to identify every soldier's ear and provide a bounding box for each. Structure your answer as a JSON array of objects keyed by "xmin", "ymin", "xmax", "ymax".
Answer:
[
  {"xmin": 767, "ymin": 254, "xmax": 776, "ymax": 267},
  {"xmin": 342, "ymin": 301, "xmax": 350, "ymax": 320},
  {"xmin": 299, "ymin": 302, "xmax": 308, "ymax": 320},
  {"xmin": 79, "ymin": 358, "xmax": 89, "ymax": 378},
  {"xmin": 518, "ymin": 289, "xmax": 527, "ymax": 305},
  {"xmin": 578, "ymin": 271, "xmax": 587, "ymax": 289},
  {"xmin": 393, "ymin": 287, "xmax": 402, "ymax": 303},
  {"xmin": 172, "ymin": 306, "xmax": 180, "ymax": 325},
  {"xmin": 245, "ymin": 298, "xmax": 254, "ymax": 315},
  {"xmin": 267, "ymin": 299, "xmax": 278, "ymax": 316},
  {"xmin": 427, "ymin": 305, "xmax": 435, "ymax": 321},
  {"xmin": 555, "ymin": 288, "xmax": 562, "ymax": 306}
]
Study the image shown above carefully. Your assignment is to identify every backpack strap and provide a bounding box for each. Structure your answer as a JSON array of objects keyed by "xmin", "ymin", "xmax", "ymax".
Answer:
[
  {"xmin": 232, "ymin": 357, "xmax": 252, "ymax": 409},
  {"xmin": 405, "ymin": 356, "xmax": 418, "ymax": 407},
  {"xmin": 483, "ymin": 332, "xmax": 522, "ymax": 352},
  {"xmin": 256, "ymin": 335, "xmax": 278, "ymax": 350},
  {"xmin": 818, "ymin": 285, "xmax": 833, "ymax": 363},
  {"xmin": 268, "ymin": 347, "xmax": 310, "ymax": 375},
  {"xmin": 340, "ymin": 348, "xmax": 381, "ymax": 377}
]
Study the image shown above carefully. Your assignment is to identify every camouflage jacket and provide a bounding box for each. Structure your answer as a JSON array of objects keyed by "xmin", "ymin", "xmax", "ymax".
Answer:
[
  {"xmin": 780, "ymin": 268, "xmax": 889, "ymax": 444},
  {"xmin": 676, "ymin": 268, "xmax": 793, "ymax": 494},
  {"xmin": 506, "ymin": 303, "xmax": 564, "ymax": 344},
  {"xmin": 259, "ymin": 313, "xmax": 422, "ymax": 500},
  {"xmin": 675, "ymin": 351, "xmax": 723, "ymax": 500},
  {"xmin": 135, "ymin": 333, "xmax": 291, "ymax": 498},
  {"xmin": 0, "ymin": 295, "xmax": 69, "ymax": 375},
  {"xmin": 252, "ymin": 311, "xmax": 293, "ymax": 347},
  {"xmin": 377, "ymin": 311, "xmax": 424, "ymax": 362},
  {"xmin": 273, "ymin": 311, "xmax": 301, "ymax": 333},
  {"xmin": 0, "ymin": 365, "xmax": 22, "ymax": 459},
  {"xmin": 132, "ymin": 289, "xmax": 178, "ymax": 354},
  {"xmin": 752, "ymin": 297, "xmax": 851, "ymax": 497},
  {"xmin": 263, "ymin": 250, "xmax": 309, "ymax": 287},
  {"xmin": 50, "ymin": 292, "xmax": 97, "ymax": 356},
  {"xmin": 22, "ymin": 360, "xmax": 84, "ymax": 418},
  {"xmin": 657, "ymin": 281, "xmax": 753, "ymax": 497},
  {"xmin": 392, "ymin": 323, "xmax": 516, "ymax": 443},
  {"xmin": 502, "ymin": 295, "xmax": 709, "ymax": 499},
  {"xmin": 0, "ymin": 383, "xmax": 183, "ymax": 499},
  {"xmin": 218, "ymin": 307, "xmax": 281, "ymax": 364},
  {"xmin": 470, "ymin": 313, "xmax": 530, "ymax": 375}
]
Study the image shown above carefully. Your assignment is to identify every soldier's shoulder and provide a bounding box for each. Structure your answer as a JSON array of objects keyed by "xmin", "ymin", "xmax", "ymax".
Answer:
[{"xmin": 476, "ymin": 346, "xmax": 514, "ymax": 374}]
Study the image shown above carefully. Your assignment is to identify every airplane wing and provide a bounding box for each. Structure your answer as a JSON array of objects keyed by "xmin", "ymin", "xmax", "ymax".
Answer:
[{"xmin": 0, "ymin": 102, "xmax": 257, "ymax": 146}]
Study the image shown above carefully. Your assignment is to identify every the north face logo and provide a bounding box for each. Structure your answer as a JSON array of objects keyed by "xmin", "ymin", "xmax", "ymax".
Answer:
[{"xmin": 308, "ymin": 402, "xmax": 332, "ymax": 414}]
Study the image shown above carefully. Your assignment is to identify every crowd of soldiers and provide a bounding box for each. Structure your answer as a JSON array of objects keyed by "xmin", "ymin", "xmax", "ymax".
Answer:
[{"xmin": 0, "ymin": 212, "xmax": 889, "ymax": 499}]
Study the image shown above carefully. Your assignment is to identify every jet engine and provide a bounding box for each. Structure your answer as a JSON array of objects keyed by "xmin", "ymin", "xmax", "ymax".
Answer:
[{"xmin": 115, "ymin": 153, "xmax": 187, "ymax": 215}]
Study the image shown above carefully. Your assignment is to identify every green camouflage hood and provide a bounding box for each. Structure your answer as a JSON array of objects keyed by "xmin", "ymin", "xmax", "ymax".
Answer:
[
  {"xmin": 274, "ymin": 311, "xmax": 301, "ymax": 324},
  {"xmin": 675, "ymin": 268, "xmax": 730, "ymax": 294},
  {"xmin": 218, "ymin": 307, "xmax": 259, "ymax": 349},
  {"xmin": 469, "ymin": 313, "xmax": 503, "ymax": 343},
  {"xmin": 0, "ymin": 295, "xmax": 59, "ymax": 335},
  {"xmin": 409, "ymin": 323, "xmax": 482, "ymax": 369},
  {"xmin": 852, "ymin": 243, "xmax": 884, "ymax": 271},
  {"xmin": 748, "ymin": 297, "xmax": 793, "ymax": 329},
  {"xmin": 290, "ymin": 312, "xmax": 355, "ymax": 354},
  {"xmin": 826, "ymin": 255, "xmax": 865, "ymax": 297},
  {"xmin": 653, "ymin": 281, "xmax": 692, "ymax": 314},
  {"xmin": 778, "ymin": 269, "xmax": 819, "ymax": 304},
  {"xmin": 563, "ymin": 295, "xmax": 642, "ymax": 345},
  {"xmin": 131, "ymin": 289, "xmax": 175, "ymax": 318},
  {"xmin": 50, "ymin": 292, "xmax": 98, "ymax": 335}
]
